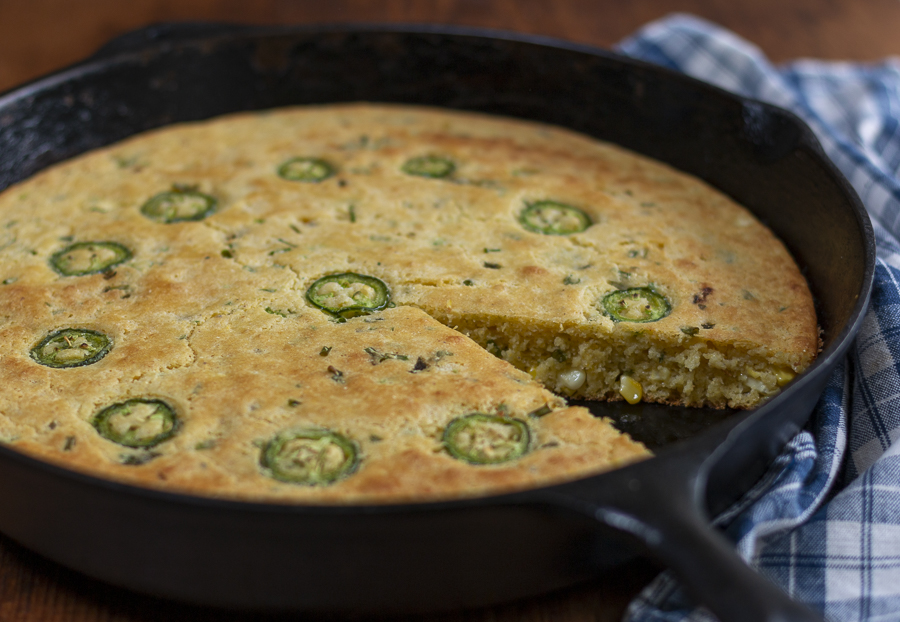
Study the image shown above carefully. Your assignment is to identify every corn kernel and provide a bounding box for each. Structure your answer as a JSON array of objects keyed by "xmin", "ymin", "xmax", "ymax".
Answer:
[
  {"xmin": 775, "ymin": 369, "xmax": 795, "ymax": 386},
  {"xmin": 619, "ymin": 375, "xmax": 642, "ymax": 404},
  {"xmin": 558, "ymin": 369, "xmax": 586, "ymax": 391}
]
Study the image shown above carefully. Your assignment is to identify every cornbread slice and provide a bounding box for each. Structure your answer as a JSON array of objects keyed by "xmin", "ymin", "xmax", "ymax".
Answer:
[{"xmin": 0, "ymin": 103, "xmax": 816, "ymax": 501}]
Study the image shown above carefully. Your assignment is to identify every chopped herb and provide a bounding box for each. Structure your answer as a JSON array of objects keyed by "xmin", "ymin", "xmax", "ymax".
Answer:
[
  {"xmin": 483, "ymin": 262, "xmax": 502, "ymax": 269},
  {"xmin": 742, "ymin": 290, "xmax": 756, "ymax": 301},
  {"xmin": 327, "ymin": 365, "xmax": 344, "ymax": 382},
  {"xmin": 528, "ymin": 405, "xmax": 552, "ymax": 418},
  {"xmin": 563, "ymin": 274, "xmax": 581, "ymax": 285},
  {"xmin": 486, "ymin": 339, "xmax": 503, "ymax": 358},
  {"xmin": 348, "ymin": 204, "xmax": 357, "ymax": 223},
  {"xmin": 260, "ymin": 288, "xmax": 278, "ymax": 293},
  {"xmin": 319, "ymin": 346, "xmax": 332, "ymax": 357},
  {"xmin": 692, "ymin": 287, "xmax": 714, "ymax": 305},
  {"xmin": 411, "ymin": 357, "xmax": 428, "ymax": 372},
  {"xmin": 551, "ymin": 349, "xmax": 567, "ymax": 363},
  {"xmin": 463, "ymin": 279, "xmax": 475, "ymax": 286},
  {"xmin": 701, "ymin": 322, "xmax": 716, "ymax": 329},
  {"xmin": 120, "ymin": 452, "xmax": 161, "ymax": 466},
  {"xmin": 364, "ymin": 347, "xmax": 409, "ymax": 364},
  {"xmin": 287, "ymin": 399, "xmax": 301, "ymax": 407},
  {"xmin": 369, "ymin": 435, "xmax": 383, "ymax": 443},
  {"xmin": 265, "ymin": 307, "xmax": 288, "ymax": 318},
  {"xmin": 2, "ymin": 277, "xmax": 17, "ymax": 285},
  {"xmin": 484, "ymin": 248, "xmax": 501, "ymax": 253},
  {"xmin": 681, "ymin": 326, "xmax": 700, "ymax": 336},
  {"xmin": 195, "ymin": 440, "xmax": 217, "ymax": 450},
  {"xmin": 63, "ymin": 436, "xmax": 76, "ymax": 451}
]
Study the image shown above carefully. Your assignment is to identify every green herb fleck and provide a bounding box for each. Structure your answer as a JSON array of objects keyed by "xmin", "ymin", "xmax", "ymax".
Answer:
[
  {"xmin": 681, "ymin": 326, "xmax": 700, "ymax": 336},
  {"xmin": 319, "ymin": 346, "xmax": 332, "ymax": 357},
  {"xmin": 328, "ymin": 365, "xmax": 344, "ymax": 383},
  {"xmin": 528, "ymin": 405, "xmax": 552, "ymax": 418},
  {"xmin": 563, "ymin": 274, "xmax": 581, "ymax": 285}
]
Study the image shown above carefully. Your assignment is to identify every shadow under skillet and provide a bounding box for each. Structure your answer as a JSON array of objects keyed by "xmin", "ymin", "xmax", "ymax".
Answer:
[{"xmin": 569, "ymin": 399, "xmax": 737, "ymax": 452}]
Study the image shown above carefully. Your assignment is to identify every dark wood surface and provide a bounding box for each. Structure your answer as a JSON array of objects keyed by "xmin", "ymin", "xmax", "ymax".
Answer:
[{"xmin": 0, "ymin": 1, "xmax": 898, "ymax": 621}]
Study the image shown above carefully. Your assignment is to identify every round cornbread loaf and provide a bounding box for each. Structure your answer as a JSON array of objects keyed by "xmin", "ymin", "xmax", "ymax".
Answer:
[{"xmin": 0, "ymin": 104, "xmax": 817, "ymax": 501}]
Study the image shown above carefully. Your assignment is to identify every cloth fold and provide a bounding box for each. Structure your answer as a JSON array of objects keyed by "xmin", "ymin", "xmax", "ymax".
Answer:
[{"xmin": 615, "ymin": 14, "xmax": 900, "ymax": 622}]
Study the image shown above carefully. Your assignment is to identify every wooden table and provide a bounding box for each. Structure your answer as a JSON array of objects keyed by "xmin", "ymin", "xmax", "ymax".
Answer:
[{"xmin": 0, "ymin": 1, "xmax": 898, "ymax": 621}]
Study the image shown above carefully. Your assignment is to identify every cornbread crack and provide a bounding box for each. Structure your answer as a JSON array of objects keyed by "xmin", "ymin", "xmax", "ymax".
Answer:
[{"xmin": 0, "ymin": 103, "xmax": 818, "ymax": 502}]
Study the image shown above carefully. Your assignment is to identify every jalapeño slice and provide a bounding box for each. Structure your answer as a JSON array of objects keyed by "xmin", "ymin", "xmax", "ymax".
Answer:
[
  {"xmin": 277, "ymin": 157, "xmax": 336, "ymax": 182},
  {"xmin": 602, "ymin": 287, "xmax": 671, "ymax": 323},
  {"xmin": 261, "ymin": 428, "xmax": 359, "ymax": 485},
  {"xmin": 92, "ymin": 398, "xmax": 178, "ymax": 448},
  {"xmin": 443, "ymin": 413, "xmax": 531, "ymax": 465},
  {"xmin": 31, "ymin": 328, "xmax": 112, "ymax": 368},
  {"xmin": 50, "ymin": 241, "xmax": 132, "ymax": 276},
  {"xmin": 401, "ymin": 155, "xmax": 455, "ymax": 179},
  {"xmin": 306, "ymin": 272, "xmax": 390, "ymax": 319},
  {"xmin": 140, "ymin": 190, "xmax": 217, "ymax": 223},
  {"xmin": 519, "ymin": 200, "xmax": 591, "ymax": 235}
]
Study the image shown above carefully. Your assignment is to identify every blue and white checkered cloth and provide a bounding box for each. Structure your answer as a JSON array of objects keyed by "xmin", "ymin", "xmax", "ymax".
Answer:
[{"xmin": 616, "ymin": 14, "xmax": 900, "ymax": 622}]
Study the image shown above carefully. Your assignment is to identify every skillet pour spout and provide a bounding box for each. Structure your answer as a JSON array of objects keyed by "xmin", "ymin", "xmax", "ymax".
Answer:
[{"xmin": 0, "ymin": 23, "xmax": 873, "ymax": 619}]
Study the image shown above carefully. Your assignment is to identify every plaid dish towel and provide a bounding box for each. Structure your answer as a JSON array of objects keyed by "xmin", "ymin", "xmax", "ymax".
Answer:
[{"xmin": 616, "ymin": 14, "xmax": 900, "ymax": 622}]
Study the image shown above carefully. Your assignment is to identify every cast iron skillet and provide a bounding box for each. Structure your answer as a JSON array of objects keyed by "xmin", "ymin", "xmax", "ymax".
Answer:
[{"xmin": 0, "ymin": 24, "xmax": 874, "ymax": 622}]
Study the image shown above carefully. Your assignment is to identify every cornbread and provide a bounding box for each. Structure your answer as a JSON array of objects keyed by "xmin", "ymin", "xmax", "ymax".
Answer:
[{"xmin": 0, "ymin": 103, "xmax": 817, "ymax": 501}]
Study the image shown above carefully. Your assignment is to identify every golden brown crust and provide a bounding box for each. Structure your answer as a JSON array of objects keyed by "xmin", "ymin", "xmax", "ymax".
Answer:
[{"xmin": 0, "ymin": 103, "xmax": 817, "ymax": 502}]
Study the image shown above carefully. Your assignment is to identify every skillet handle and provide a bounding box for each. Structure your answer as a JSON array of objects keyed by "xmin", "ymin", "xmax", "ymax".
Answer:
[
  {"xmin": 597, "ymin": 494, "xmax": 822, "ymax": 622},
  {"xmin": 547, "ymin": 448, "xmax": 823, "ymax": 622}
]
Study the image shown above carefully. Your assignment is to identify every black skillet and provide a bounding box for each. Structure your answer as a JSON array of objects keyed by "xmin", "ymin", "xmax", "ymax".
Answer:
[{"xmin": 0, "ymin": 24, "xmax": 874, "ymax": 622}]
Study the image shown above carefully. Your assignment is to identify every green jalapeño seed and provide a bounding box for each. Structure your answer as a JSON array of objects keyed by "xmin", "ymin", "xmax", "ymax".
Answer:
[
  {"xmin": 92, "ymin": 398, "xmax": 178, "ymax": 448},
  {"xmin": 306, "ymin": 272, "xmax": 390, "ymax": 319},
  {"xmin": 140, "ymin": 190, "xmax": 217, "ymax": 223},
  {"xmin": 50, "ymin": 241, "xmax": 132, "ymax": 276},
  {"xmin": 261, "ymin": 428, "xmax": 359, "ymax": 485},
  {"xmin": 519, "ymin": 200, "xmax": 591, "ymax": 235},
  {"xmin": 602, "ymin": 286, "xmax": 671, "ymax": 323},
  {"xmin": 31, "ymin": 328, "xmax": 112, "ymax": 368},
  {"xmin": 277, "ymin": 157, "xmax": 336, "ymax": 182},
  {"xmin": 401, "ymin": 155, "xmax": 456, "ymax": 179},
  {"xmin": 443, "ymin": 413, "xmax": 531, "ymax": 465}
]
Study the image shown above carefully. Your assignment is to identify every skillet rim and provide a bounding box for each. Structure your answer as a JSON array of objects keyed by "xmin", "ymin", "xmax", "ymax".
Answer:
[{"xmin": 0, "ymin": 21, "xmax": 876, "ymax": 517}]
